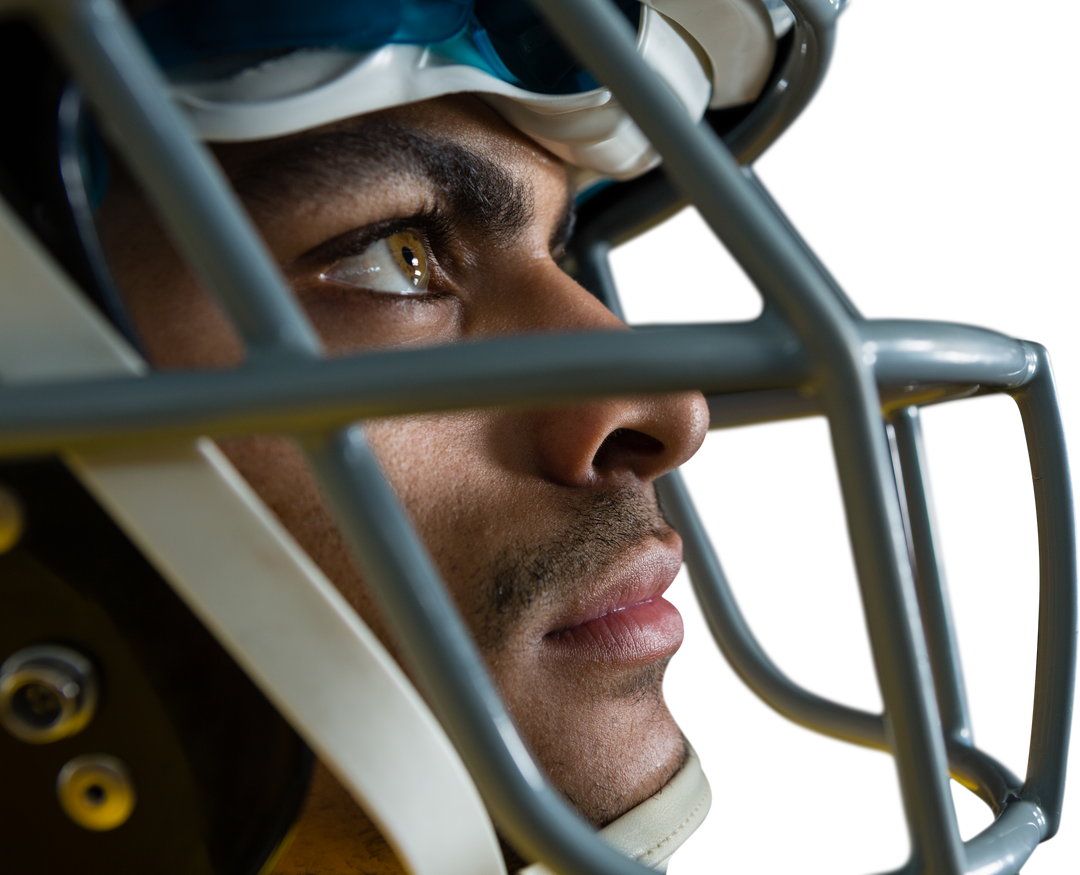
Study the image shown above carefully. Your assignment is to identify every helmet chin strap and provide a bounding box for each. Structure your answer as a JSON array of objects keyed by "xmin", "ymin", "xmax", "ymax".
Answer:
[{"xmin": 520, "ymin": 742, "xmax": 712, "ymax": 874}]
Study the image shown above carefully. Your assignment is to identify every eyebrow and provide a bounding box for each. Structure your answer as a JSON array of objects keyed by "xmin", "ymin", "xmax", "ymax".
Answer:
[{"xmin": 227, "ymin": 120, "xmax": 575, "ymax": 252}]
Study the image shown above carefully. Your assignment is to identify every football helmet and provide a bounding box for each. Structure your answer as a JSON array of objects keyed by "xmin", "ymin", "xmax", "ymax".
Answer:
[{"xmin": 0, "ymin": 1, "xmax": 1073, "ymax": 874}]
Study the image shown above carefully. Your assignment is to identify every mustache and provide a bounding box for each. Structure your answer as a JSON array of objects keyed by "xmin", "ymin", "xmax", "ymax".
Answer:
[{"xmin": 470, "ymin": 486, "xmax": 671, "ymax": 652}]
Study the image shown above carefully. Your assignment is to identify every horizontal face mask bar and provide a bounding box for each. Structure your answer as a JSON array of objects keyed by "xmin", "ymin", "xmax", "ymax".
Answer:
[
  {"xmin": 2, "ymin": 0, "xmax": 1071, "ymax": 868},
  {"xmin": 0, "ymin": 318, "xmax": 1041, "ymax": 455}
]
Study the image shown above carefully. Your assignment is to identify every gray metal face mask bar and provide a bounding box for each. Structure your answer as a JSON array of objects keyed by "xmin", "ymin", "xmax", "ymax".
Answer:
[{"xmin": 0, "ymin": 1, "xmax": 1073, "ymax": 874}]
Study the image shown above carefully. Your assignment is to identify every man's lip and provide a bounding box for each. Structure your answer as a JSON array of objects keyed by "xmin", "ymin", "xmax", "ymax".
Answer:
[
  {"xmin": 540, "ymin": 544, "xmax": 682, "ymax": 635},
  {"xmin": 540, "ymin": 537, "xmax": 682, "ymax": 661}
]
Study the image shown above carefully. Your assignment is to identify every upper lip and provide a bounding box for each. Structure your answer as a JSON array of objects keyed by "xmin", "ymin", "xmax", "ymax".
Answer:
[{"xmin": 544, "ymin": 537, "xmax": 683, "ymax": 636}]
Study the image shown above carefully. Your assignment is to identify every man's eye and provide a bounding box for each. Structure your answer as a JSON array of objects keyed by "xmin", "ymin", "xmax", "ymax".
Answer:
[{"xmin": 319, "ymin": 230, "xmax": 431, "ymax": 296}]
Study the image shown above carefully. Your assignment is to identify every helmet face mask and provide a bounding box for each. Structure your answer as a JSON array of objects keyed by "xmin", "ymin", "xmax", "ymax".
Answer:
[{"xmin": 0, "ymin": 1, "xmax": 1075, "ymax": 872}]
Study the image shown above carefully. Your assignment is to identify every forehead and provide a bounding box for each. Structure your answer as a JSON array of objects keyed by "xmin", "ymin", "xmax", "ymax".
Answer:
[{"xmin": 211, "ymin": 94, "xmax": 568, "ymax": 195}]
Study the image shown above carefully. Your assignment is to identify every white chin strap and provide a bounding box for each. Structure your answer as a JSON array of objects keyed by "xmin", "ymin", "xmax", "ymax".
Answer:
[
  {"xmin": 170, "ymin": 0, "xmax": 777, "ymax": 181},
  {"xmin": 520, "ymin": 742, "xmax": 712, "ymax": 874}
]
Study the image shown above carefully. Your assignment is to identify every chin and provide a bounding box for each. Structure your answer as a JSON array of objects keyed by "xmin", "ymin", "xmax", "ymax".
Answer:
[{"xmin": 502, "ymin": 654, "xmax": 687, "ymax": 827}]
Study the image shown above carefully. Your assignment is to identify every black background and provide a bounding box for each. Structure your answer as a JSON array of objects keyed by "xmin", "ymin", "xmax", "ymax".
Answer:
[{"xmin": 630, "ymin": 3, "xmax": 1071, "ymax": 868}]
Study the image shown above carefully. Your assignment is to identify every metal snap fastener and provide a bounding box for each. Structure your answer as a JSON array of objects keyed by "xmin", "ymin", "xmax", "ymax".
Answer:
[
  {"xmin": 56, "ymin": 753, "xmax": 136, "ymax": 831},
  {"xmin": 0, "ymin": 645, "xmax": 98, "ymax": 743}
]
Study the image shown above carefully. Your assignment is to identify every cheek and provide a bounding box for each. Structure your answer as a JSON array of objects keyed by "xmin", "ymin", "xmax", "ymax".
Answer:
[
  {"xmin": 365, "ymin": 412, "xmax": 506, "ymax": 540},
  {"xmin": 216, "ymin": 434, "xmax": 390, "ymax": 643},
  {"xmin": 98, "ymin": 193, "xmax": 246, "ymax": 371},
  {"xmin": 139, "ymin": 289, "xmax": 245, "ymax": 370},
  {"xmin": 363, "ymin": 413, "xmax": 544, "ymax": 605}
]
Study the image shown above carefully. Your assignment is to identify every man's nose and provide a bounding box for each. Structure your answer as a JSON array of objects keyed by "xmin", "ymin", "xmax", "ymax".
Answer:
[
  {"xmin": 530, "ymin": 393, "xmax": 709, "ymax": 488},
  {"xmin": 504, "ymin": 261, "xmax": 710, "ymax": 488}
]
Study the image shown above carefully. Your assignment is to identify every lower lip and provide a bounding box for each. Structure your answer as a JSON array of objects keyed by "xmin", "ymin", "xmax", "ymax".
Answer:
[{"xmin": 543, "ymin": 598, "xmax": 684, "ymax": 665}]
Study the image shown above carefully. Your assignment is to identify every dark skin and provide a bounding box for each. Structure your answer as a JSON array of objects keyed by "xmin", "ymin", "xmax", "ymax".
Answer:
[{"xmin": 96, "ymin": 95, "xmax": 709, "ymax": 874}]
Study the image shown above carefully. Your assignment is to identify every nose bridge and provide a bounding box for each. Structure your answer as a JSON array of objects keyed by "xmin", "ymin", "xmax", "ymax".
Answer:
[
  {"xmin": 506, "ymin": 261, "xmax": 709, "ymax": 486},
  {"xmin": 490, "ymin": 255, "xmax": 629, "ymax": 337}
]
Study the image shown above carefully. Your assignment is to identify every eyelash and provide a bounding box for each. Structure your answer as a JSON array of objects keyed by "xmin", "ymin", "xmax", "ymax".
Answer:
[{"xmin": 316, "ymin": 209, "xmax": 453, "ymax": 295}]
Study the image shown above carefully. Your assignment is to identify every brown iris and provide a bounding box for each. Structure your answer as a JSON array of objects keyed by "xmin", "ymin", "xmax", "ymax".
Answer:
[{"xmin": 387, "ymin": 230, "xmax": 429, "ymax": 289}]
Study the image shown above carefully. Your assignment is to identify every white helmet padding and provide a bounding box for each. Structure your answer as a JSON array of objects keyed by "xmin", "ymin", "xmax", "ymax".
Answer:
[{"xmin": 171, "ymin": 1, "xmax": 777, "ymax": 180}]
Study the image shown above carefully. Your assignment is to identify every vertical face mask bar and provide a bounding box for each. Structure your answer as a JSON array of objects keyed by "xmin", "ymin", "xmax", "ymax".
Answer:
[
  {"xmin": 887, "ymin": 407, "xmax": 974, "ymax": 748},
  {"xmin": 884, "ymin": 405, "xmax": 1055, "ymax": 823},
  {"xmin": 920, "ymin": 340, "xmax": 1078, "ymax": 872},
  {"xmin": 1012, "ymin": 344, "xmax": 1076, "ymax": 838}
]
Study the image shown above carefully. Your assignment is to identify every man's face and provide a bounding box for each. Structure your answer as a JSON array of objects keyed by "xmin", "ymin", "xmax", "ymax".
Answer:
[{"xmin": 97, "ymin": 95, "xmax": 709, "ymax": 869}]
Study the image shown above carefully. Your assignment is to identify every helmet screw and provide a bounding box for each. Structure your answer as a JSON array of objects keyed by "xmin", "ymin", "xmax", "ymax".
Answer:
[
  {"xmin": 0, "ymin": 645, "xmax": 98, "ymax": 743},
  {"xmin": 56, "ymin": 753, "xmax": 136, "ymax": 831},
  {"xmin": 0, "ymin": 483, "xmax": 23, "ymax": 554}
]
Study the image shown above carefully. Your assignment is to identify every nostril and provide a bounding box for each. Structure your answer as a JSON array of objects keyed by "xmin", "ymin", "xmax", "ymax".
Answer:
[{"xmin": 591, "ymin": 428, "xmax": 665, "ymax": 471}]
